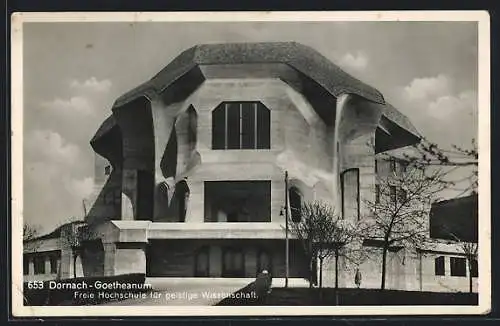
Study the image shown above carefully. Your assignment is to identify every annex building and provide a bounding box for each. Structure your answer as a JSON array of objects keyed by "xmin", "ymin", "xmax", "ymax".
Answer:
[{"xmin": 23, "ymin": 42, "xmax": 478, "ymax": 292}]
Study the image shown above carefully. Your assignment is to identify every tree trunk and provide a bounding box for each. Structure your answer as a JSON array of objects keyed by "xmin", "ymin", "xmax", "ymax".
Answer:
[
  {"xmin": 319, "ymin": 257, "xmax": 324, "ymax": 303},
  {"xmin": 319, "ymin": 257, "xmax": 323, "ymax": 289},
  {"xmin": 468, "ymin": 258, "xmax": 473, "ymax": 293},
  {"xmin": 335, "ymin": 249, "xmax": 339, "ymax": 290},
  {"xmin": 309, "ymin": 257, "xmax": 314, "ymax": 288},
  {"xmin": 72, "ymin": 249, "xmax": 78, "ymax": 279},
  {"xmin": 381, "ymin": 246, "xmax": 388, "ymax": 290},
  {"xmin": 335, "ymin": 249, "xmax": 339, "ymax": 306}
]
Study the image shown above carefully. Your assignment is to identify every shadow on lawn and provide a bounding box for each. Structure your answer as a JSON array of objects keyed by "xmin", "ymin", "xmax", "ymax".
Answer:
[{"xmin": 217, "ymin": 286, "xmax": 479, "ymax": 306}]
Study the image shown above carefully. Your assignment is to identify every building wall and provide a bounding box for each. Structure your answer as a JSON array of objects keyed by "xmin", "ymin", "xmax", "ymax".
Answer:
[
  {"xmin": 418, "ymin": 252, "xmax": 478, "ymax": 293},
  {"xmin": 336, "ymin": 96, "xmax": 385, "ymax": 222},
  {"xmin": 78, "ymin": 64, "xmax": 478, "ymax": 294},
  {"xmin": 148, "ymin": 78, "xmax": 336, "ymax": 225},
  {"xmin": 147, "ymin": 239, "xmax": 309, "ymax": 278}
]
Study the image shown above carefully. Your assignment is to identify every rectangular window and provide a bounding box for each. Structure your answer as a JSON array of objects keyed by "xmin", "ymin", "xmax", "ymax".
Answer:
[
  {"xmin": 390, "ymin": 159, "xmax": 397, "ymax": 173},
  {"xmin": 23, "ymin": 256, "xmax": 29, "ymax": 275},
  {"xmin": 435, "ymin": 256, "xmax": 445, "ymax": 275},
  {"xmin": 212, "ymin": 105, "xmax": 226, "ymax": 149},
  {"xmin": 256, "ymin": 104, "xmax": 270, "ymax": 149},
  {"xmin": 241, "ymin": 103, "xmax": 256, "ymax": 149},
  {"xmin": 471, "ymin": 259, "xmax": 478, "ymax": 277},
  {"xmin": 450, "ymin": 257, "xmax": 467, "ymax": 277},
  {"xmin": 226, "ymin": 103, "xmax": 241, "ymax": 149},
  {"xmin": 389, "ymin": 185, "xmax": 397, "ymax": 203},
  {"xmin": 400, "ymin": 161, "xmax": 409, "ymax": 174},
  {"xmin": 33, "ymin": 256, "xmax": 45, "ymax": 275},
  {"xmin": 398, "ymin": 187, "xmax": 407, "ymax": 203},
  {"xmin": 50, "ymin": 255, "xmax": 59, "ymax": 274},
  {"xmin": 375, "ymin": 184, "xmax": 380, "ymax": 203},
  {"xmin": 212, "ymin": 102, "xmax": 270, "ymax": 150},
  {"xmin": 204, "ymin": 181, "xmax": 271, "ymax": 222}
]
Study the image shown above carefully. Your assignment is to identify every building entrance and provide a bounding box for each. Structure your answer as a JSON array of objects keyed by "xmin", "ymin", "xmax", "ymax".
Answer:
[{"xmin": 222, "ymin": 248, "xmax": 245, "ymax": 277}]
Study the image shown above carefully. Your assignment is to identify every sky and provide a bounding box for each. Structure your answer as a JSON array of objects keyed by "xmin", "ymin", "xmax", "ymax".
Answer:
[{"xmin": 22, "ymin": 21, "xmax": 479, "ymax": 234}]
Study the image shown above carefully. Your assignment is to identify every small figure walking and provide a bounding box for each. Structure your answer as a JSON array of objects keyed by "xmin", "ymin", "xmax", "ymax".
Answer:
[
  {"xmin": 354, "ymin": 268, "xmax": 362, "ymax": 288},
  {"xmin": 255, "ymin": 270, "xmax": 272, "ymax": 304}
]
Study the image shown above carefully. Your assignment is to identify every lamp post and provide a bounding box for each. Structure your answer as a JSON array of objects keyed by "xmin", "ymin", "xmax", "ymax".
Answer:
[{"xmin": 284, "ymin": 171, "xmax": 289, "ymax": 288}]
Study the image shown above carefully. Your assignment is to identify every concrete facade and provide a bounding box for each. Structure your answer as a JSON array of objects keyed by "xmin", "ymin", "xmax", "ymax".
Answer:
[{"xmin": 23, "ymin": 42, "xmax": 477, "ymax": 293}]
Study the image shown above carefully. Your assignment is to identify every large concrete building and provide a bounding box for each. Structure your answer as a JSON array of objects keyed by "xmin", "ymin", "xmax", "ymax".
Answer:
[{"xmin": 24, "ymin": 42, "xmax": 478, "ymax": 292}]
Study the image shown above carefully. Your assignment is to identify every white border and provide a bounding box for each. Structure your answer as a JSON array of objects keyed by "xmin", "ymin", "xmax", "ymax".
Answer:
[{"xmin": 10, "ymin": 11, "xmax": 491, "ymax": 317}]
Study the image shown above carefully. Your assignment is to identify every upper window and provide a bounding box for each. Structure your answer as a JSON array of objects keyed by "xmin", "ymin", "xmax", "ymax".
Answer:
[
  {"xmin": 289, "ymin": 187, "xmax": 302, "ymax": 222},
  {"xmin": 50, "ymin": 254, "xmax": 59, "ymax": 274},
  {"xmin": 33, "ymin": 256, "xmax": 45, "ymax": 275},
  {"xmin": 212, "ymin": 102, "xmax": 270, "ymax": 150},
  {"xmin": 435, "ymin": 256, "xmax": 445, "ymax": 276},
  {"xmin": 23, "ymin": 256, "xmax": 29, "ymax": 275},
  {"xmin": 450, "ymin": 257, "xmax": 467, "ymax": 277}
]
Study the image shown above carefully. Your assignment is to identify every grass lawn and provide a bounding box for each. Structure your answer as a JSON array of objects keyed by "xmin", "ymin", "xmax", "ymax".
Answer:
[{"xmin": 217, "ymin": 286, "xmax": 478, "ymax": 306}]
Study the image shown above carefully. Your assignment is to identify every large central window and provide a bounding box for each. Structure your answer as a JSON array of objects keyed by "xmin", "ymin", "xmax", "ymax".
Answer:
[
  {"xmin": 212, "ymin": 101, "xmax": 271, "ymax": 150},
  {"xmin": 204, "ymin": 181, "xmax": 271, "ymax": 222}
]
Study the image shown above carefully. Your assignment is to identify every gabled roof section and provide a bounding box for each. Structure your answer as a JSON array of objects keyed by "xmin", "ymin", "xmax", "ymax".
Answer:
[
  {"xmin": 383, "ymin": 103, "xmax": 420, "ymax": 138},
  {"xmin": 114, "ymin": 42, "xmax": 385, "ymax": 108}
]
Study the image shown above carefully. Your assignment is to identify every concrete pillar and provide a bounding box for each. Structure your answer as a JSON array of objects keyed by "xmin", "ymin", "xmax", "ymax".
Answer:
[
  {"xmin": 44, "ymin": 256, "xmax": 51, "ymax": 275},
  {"xmin": 121, "ymin": 169, "xmax": 137, "ymax": 220},
  {"xmin": 333, "ymin": 94, "xmax": 350, "ymax": 214},
  {"xmin": 60, "ymin": 247, "xmax": 74, "ymax": 279},
  {"xmin": 114, "ymin": 243, "xmax": 147, "ymax": 275},
  {"xmin": 28, "ymin": 258, "xmax": 34, "ymax": 276},
  {"xmin": 209, "ymin": 245, "xmax": 222, "ymax": 277},
  {"xmin": 245, "ymin": 247, "xmax": 256, "ymax": 277},
  {"xmin": 186, "ymin": 179, "xmax": 203, "ymax": 223},
  {"xmin": 103, "ymin": 243, "xmax": 116, "ymax": 276}
]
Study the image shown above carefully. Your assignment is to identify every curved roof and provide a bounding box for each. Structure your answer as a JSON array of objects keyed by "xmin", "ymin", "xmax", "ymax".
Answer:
[
  {"xmin": 93, "ymin": 42, "xmax": 419, "ymax": 144},
  {"xmin": 114, "ymin": 42, "xmax": 385, "ymax": 108}
]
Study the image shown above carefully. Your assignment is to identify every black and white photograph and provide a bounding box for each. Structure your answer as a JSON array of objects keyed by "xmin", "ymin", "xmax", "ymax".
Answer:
[{"xmin": 11, "ymin": 11, "xmax": 490, "ymax": 317}]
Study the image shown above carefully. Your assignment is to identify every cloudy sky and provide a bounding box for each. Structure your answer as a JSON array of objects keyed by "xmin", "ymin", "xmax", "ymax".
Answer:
[{"xmin": 22, "ymin": 20, "xmax": 478, "ymax": 233}]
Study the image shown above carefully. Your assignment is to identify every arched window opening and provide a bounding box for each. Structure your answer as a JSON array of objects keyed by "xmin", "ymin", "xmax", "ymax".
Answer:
[
  {"xmin": 341, "ymin": 168, "xmax": 360, "ymax": 220},
  {"xmin": 174, "ymin": 180, "xmax": 190, "ymax": 222},
  {"xmin": 212, "ymin": 101, "xmax": 270, "ymax": 150},
  {"xmin": 289, "ymin": 187, "xmax": 302, "ymax": 222},
  {"xmin": 187, "ymin": 105, "xmax": 197, "ymax": 146}
]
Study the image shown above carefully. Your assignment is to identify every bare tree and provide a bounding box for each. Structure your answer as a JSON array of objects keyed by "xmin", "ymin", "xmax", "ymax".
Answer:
[
  {"xmin": 461, "ymin": 241, "xmax": 478, "ymax": 293},
  {"xmin": 364, "ymin": 166, "xmax": 447, "ymax": 290},
  {"xmin": 58, "ymin": 218, "xmax": 96, "ymax": 278},
  {"xmin": 23, "ymin": 223, "xmax": 41, "ymax": 252},
  {"xmin": 289, "ymin": 201, "xmax": 364, "ymax": 295},
  {"xmin": 381, "ymin": 137, "xmax": 478, "ymax": 198},
  {"xmin": 445, "ymin": 229, "xmax": 478, "ymax": 293}
]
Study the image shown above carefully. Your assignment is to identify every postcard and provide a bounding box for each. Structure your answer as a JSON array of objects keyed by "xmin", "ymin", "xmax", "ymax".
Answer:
[{"xmin": 11, "ymin": 11, "xmax": 490, "ymax": 317}]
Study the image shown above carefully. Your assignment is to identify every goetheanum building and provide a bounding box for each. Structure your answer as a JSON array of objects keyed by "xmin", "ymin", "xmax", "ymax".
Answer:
[{"xmin": 24, "ymin": 42, "xmax": 477, "ymax": 292}]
